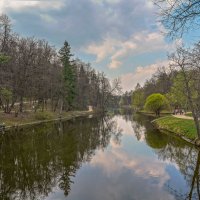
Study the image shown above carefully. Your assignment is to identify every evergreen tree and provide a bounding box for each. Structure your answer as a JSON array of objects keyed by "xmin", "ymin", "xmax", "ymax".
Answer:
[
  {"xmin": 0, "ymin": 54, "xmax": 10, "ymax": 64},
  {"xmin": 58, "ymin": 41, "xmax": 76, "ymax": 111}
]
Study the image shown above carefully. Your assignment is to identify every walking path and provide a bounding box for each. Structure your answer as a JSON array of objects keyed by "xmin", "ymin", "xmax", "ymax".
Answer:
[{"xmin": 173, "ymin": 114, "xmax": 193, "ymax": 120}]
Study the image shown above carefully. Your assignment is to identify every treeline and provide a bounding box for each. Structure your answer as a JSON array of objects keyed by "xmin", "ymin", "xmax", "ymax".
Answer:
[
  {"xmin": 132, "ymin": 67, "xmax": 173, "ymax": 111},
  {"xmin": 132, "ymin": 44, "xmax": 200, "ymax": 113},
  {"xmin": 0, "ymin": 14, "xmax": 120, "ymax": 114},
  {"xmin": 132, "ymin": 41, "xmax": 200, "ymax": 137}
]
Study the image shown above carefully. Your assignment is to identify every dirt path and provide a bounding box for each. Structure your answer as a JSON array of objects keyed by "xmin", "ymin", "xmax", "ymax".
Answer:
[{"xmin": 173, "ymin": 114, "xmax": 194, "ymax": 120}]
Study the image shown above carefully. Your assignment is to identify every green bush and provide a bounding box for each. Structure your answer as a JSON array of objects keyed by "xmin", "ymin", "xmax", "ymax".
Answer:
[{"xmin": 34, "ymin": 112, "xmax": 54, "ymax": 121}]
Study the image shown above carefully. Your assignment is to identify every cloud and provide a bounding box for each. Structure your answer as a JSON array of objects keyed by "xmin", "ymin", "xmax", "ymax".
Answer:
[
  {"xmin": 85, "ymin": 31, "xmax": 170, "ymax": 69},
  {"xmin": 91, "ymin": 148, "xmax": 169, "ymax": 182},
  {"xmin": 2, "ymin": 0, "xmax": 159, "ymax": 49},
  {"xmin": 120, "ymin": 60, "xmax": 169, "ymax": 91},
  {"xmin": 40, "ymin": 14, "xmax": 57, "ymax": 24},
  {"xmin": 0, "ymin": 0, "xmax": 174, "ymax": 92},
  {"xmin": 91, "ymin": 0, "xmax": 121, "ymax": 4},
  {"xmin": 0, "ymin": 0, "xmax": 64, "ymax": 13},
  {"xmin": 84, "ymin": 37, "xmax": 119, "ymax": 62}
]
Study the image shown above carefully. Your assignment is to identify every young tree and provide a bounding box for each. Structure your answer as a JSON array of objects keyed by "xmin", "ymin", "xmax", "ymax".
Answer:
[
  {"xmin": 58, "ymin": 41, "xmax": 76, "ymax": 111},
  {"xmin": 144, "ymin": 93, "xmax": 169, "ymax": 116}
]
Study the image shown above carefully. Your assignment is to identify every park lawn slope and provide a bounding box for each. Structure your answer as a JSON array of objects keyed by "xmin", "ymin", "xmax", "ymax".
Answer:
[{"xmin": 153, "ymin": 116, "xmax": 197, "ymax": 140}]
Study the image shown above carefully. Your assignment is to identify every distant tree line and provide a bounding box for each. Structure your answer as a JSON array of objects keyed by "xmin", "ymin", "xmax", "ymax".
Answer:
[
  {"xmin": 131, "ymin": 41, "xmax": 200, "ymax": 138},
  {"xmin": 0, "ymin": 14, "xmax": 121, "ymax": 114},
  {"xmin": 132, "ymin": 66, "xmax": 173, "ymax": 111}
]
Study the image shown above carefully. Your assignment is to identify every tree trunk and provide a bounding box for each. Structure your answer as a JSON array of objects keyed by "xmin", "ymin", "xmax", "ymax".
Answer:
[{"xmin": 19, "ymin": 96, "xmax": 23, "ymax": 113}]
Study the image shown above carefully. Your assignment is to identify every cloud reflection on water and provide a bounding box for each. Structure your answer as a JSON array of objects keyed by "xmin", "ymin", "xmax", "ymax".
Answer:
[{"xmin": 65, "ymin": 116, "xmax": 176, "ymax": 200}]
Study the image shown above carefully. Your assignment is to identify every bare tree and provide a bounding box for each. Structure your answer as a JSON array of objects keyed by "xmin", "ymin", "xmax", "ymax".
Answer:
[
  {"xmin": 154, "ymin": 0, "xmax": 200, "ymax": 37},
  {"xmin": 169, "ymin": 45, "xmax": 200, "ymax": 139},
  {"xmin": 0, "ymin": 14, "xmax": 120, "ymax": 115}
]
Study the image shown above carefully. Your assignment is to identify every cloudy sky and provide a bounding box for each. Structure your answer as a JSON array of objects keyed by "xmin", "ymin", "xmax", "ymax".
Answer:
[{"xmin": 0, "ymin": 0, "xmax": 189, "ymax": 91}]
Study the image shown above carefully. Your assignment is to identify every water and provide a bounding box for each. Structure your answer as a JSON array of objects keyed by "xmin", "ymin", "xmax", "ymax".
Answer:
[{"xmin": 0, "ymin": 112, "xmax": 199, "ymax": 200}]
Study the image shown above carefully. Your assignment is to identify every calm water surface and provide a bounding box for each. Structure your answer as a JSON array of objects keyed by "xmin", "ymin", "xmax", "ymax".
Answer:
[{"xmin": 0, "ymin": 112, "xmax": 199, "ymax": 200}]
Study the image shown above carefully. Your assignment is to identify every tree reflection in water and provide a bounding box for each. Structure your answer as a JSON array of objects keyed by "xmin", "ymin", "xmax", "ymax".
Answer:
[
  {"xmin": 0, "ymin": 115, "xmax": 122, "ymax": 200},
  {"xmin": 130, "ymin": 113, "xmax": 200, "ymax": 200}
]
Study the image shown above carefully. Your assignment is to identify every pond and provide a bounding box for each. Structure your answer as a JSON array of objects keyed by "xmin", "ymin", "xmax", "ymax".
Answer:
[{"xmin": 0, "ymin": 112, "xmax": 199, "ymax": 200}]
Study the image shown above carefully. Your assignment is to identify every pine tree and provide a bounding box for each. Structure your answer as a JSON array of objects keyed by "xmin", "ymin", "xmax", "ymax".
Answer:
[{"xmin": 58, "ymin": 41, "xmax": 76, "ymax": 111}]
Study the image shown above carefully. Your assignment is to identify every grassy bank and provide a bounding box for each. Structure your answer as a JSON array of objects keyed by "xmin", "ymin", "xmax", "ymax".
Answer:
[
  {"xmin": 0, "ymin": 110, "xmax": 93, "ymax": 129},
  {"xmin": 185, "ymin": 112, "xmax": 192, "ymax": 117},
  {"xmin": 137, "ymin": 110, "xmax": 172, "ymax": 117},
  {"xmin": 153, "ymin": 116, "xmax": 197, "ymax": 140}
]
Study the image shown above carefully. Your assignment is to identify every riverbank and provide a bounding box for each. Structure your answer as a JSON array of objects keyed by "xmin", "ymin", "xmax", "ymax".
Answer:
[
  {"xmin": 137, "ymin": 110, "xmax": 172, "ymax": 117},
  {"xmin": 152, "ymin": 116, "xmax": 198, "ymax": 145},
  {"xmin": 0, "ymin": 110, "xmax": 93, "ymax": 130}
]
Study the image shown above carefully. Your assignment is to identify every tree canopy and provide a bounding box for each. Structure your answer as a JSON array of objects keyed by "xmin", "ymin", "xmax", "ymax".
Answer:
[
  {"xmin": 144, "ymin": 93, "xmax": 169, "ymax": 116},
  {"xmin": 59, "ymin": 41, "xmax": 76, "ymax": 111}
]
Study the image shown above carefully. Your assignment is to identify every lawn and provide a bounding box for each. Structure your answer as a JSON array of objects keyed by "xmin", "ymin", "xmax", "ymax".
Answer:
[
  {"xmin": 153, "ymin": 116, "xmax": 197, "ymax": 139},
  {"xmin": 185, "ymin": 112, "xmax": 192, "ymax": 117}
]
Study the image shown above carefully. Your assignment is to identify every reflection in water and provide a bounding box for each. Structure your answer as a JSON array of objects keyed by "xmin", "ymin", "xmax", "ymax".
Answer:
[
  {"xmin": 1, "ymin": 112, "xmax": 200, "ymax": 200},
  {"xmin": 0, "ymin": 116, "xmax": 121, "ymax": 200},
  {"xmin": 132, "ymin": 113, "xmax": 200, "ymax": 200}
]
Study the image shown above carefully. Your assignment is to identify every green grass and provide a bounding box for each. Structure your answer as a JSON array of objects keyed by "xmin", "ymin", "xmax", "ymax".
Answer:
[
  {"xmin": 137, "ymin": 110, "xmax": 172, "ymax": 117},
  {"xmin": 185, "ymin": 112, "xmax": 192, "ymax": 117},
  {"xmin": 34, "ymin": 111, "xmax": 54, "ymax": 120},
  {"xmin": 154, "ymin": 116, "xmax": 197, "ymax": 139}
]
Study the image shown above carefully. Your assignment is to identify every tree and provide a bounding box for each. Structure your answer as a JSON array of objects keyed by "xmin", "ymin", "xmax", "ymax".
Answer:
[
  {"xmin": 0, "ymin": 14, "xmax": 117, "ymax": 115},
  {"xmin": 0, "ymin": 88, "xmax": 12, "ymax": 113},
  {"xmin": 166, "ymin": 72, "xmax": 189, "ymax": 110},
  {"xmin": 0, "ymin": 14, "xmax": 12, "ymax": 53},
  {"xmin": 0, "ymin": 54, "xmax": 10, "ymax": 63},
  {"xmin": 144, "ymin": 93, "xmax": 169, "ymax": 116},
  {"xmin": 132, "ymin": 83, "xmax": 145, "ymax": 110},
  {"xmin": 59, "ymin": 41, "xmax": 76, "ymax": 111},
  {"xmin": 169, "ymin": 44, "xmax": 200, "ymax": 139},
  {"xmin": 154, "ymin": 0, "xmax": 200, "ymax": 38}
]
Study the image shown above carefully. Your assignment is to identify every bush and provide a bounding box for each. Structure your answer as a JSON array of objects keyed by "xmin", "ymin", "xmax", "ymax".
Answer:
[{"xmin": 34, "ymin": 111, "xmax": 54, "ymax": 120}]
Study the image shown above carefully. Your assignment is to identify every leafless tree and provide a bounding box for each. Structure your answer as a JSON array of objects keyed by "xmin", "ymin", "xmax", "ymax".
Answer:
[
  {"xmin": 0, "ymin": 14, "xmax": 120, "ymax": 114},
  {"xmin": 169, "ymin": 44, "xmax": 200, "ymax": 139},
  {"xmin": 154, "ymin": 0, "xmax": 200, "ymax": 37}
]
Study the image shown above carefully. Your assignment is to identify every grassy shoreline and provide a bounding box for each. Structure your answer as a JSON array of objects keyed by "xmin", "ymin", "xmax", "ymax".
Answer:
[
  {"xmin": 136, "ymin": 110, "xmax": 172, "ymax": 117},
  {"xmin": 152, "ymin": 116, "xmax": 198, "ymax": 145},
  {"xmin": 0, "ymin": 110, "xmax": 93, "ymax": 130}
]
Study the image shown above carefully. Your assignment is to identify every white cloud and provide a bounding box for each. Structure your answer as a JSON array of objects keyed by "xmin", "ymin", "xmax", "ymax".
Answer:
[
  {"xmin": 85, "ymin": 37, "xmax": 119, "ymax": 62},
  {"xmin": 120, "ymin": 60, "xmax": 169, "ymax": 91},
  {"xmin": 91, "ymin": 0, "xmax": 121, "ymax": 4},
  {"xmin": 85, "ymin": 31, "xmax": 171, "ymax": 69},
  {"xmin": 91, "ymin": 148, "xmax": 169, "ymax": 183},
  {"xmin": 40, "ymin": 14, "xmax": 57, "ymax": 24},
  {"xmin": 109, "ymin": 60, "xmax": 122, "ymax": 69},
  {"xmin": 0, "ymin": 0, "xmax": 64, "ymax": 13}
]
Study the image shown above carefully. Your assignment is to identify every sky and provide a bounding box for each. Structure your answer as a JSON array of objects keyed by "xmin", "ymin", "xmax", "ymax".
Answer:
[{"xmin": 0, "ymin": 0, "xmax": 190, "ymax": 91}]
